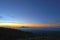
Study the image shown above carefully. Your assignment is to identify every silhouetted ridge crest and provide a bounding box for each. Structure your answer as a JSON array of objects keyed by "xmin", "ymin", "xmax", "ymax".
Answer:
[{"xmin": 0, "ymin": 27, "xmax": 33, "ymax": 40}]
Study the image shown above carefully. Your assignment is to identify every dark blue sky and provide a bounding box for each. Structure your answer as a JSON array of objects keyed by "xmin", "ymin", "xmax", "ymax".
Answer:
[{"xmin": 0, "ymin": 0, "xmax": 60, "ymax": 25}]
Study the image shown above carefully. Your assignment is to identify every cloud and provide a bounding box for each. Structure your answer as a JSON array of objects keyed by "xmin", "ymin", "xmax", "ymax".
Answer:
[
  {"xmin": 0, "ymin": 16, "xmax": 3, "ymax": 19},
  {"xmin": 7, "ymin": 14, "xmax": 16, "ymax": 18},
  {"xmin": 11, "ymin": 16, "xmax": 16, "ymax": 18}
]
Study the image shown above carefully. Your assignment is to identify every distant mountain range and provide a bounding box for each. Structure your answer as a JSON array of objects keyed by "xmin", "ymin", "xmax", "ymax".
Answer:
[{"xmin": 20, "ymin": 26, "xmax": 29, "ymax": 28}]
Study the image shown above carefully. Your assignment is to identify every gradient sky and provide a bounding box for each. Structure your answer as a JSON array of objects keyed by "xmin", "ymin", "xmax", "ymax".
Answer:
[{"xmin": 0, "ymin": 0, "xmax": 60, "ymax": 27}]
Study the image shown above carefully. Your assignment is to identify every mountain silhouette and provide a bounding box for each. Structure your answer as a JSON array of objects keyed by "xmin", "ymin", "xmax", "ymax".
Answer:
[
  {"xmin": 0, "ymin": 27, "xmax": 60, "ymax": 40},
  {"xmin": 0, "ymin": 27, "xmax": 33, "ymax": 40},
  {"xmin": 20, "ymin": 26, "xmax": 29, "ymax": 28}
]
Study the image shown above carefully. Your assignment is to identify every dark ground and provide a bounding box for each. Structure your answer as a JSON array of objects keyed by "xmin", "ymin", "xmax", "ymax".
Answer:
[{"xmin": 0, "ymin": 27, "xmax": 60, "ymax": 40}]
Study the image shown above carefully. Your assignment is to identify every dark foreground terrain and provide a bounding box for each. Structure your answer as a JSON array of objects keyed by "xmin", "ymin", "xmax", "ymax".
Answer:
[{"xmin": 0, "ymin": 27, "xmax": 60, "ymax": 40}]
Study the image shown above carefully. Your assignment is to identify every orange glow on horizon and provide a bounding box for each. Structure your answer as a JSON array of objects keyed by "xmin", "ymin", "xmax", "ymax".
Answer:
[{"xmin": 0, "ymin": 23, "xmax": 60, "ymax": 28}]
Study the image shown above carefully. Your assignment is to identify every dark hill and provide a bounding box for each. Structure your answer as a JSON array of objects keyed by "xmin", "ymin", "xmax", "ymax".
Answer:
[
  {"xmin": 0, "ymin": 27, "xmax": 34, "ymax": 40},
  {"xmin": 0, "ymin": 27, "xmax": 60, "ymax": 40}
]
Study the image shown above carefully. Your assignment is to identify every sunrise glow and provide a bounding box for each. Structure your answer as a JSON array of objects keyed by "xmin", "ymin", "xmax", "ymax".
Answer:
[{"xmin": 0, "ymin": 22, "xmax": 59, "ymax": 28}]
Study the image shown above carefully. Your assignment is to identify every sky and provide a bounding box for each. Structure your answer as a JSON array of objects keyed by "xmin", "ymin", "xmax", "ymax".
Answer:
[{"xmin": 0, "ymin": 0, "xmax": 60, "ymax": 27}]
